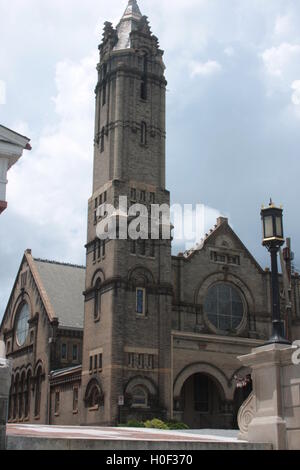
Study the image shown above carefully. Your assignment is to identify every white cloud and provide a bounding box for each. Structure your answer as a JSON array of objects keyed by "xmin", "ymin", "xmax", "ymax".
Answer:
[
  {"xmin": 274, "ymin": 15, "xmax": 292, "ymax": 37},
  {"xmin": 7, "ymin": 51, "xmax": 97, "ymax": 258},
  {"xmin": 189, "ymin": 60, "xmax": 222, "ymax": 78},
  {"xmin": 171, "ymin": 204, "xmax": 225, "ymax": 252},
  {"xmin": 261, "ymin": 43, "xmax": 300, "ymax": 110},
  {"xmin": 291, "ymin": 81, "xmax": 300, "ymax": 106},
  {"xmin": 262, "ymin": 43, "xmax": 300, "ymax": 77}
]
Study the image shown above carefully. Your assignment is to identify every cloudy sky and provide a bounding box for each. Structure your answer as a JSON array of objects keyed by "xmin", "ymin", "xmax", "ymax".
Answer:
[{"xmin": 1, "ymin": 0, "xmax": 300, "ymax": 319}]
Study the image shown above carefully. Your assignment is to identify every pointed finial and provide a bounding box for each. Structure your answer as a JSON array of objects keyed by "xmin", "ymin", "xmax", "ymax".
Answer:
[{"xmin": 122, "ymin": 0, "xmax": 142, "ymax": 18}]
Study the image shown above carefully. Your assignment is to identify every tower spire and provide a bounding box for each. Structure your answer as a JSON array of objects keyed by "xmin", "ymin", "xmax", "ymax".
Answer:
[
  {"xmin": 114, "ymin": 0, "xmax": 143, "ymax": 50},
  {"xmin": 122, "ymin": 0, "xmax": 142, "ymax": 20}
]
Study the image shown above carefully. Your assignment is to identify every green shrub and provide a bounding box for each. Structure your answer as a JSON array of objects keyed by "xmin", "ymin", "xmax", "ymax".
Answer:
[
  {"xmin": 144, "ymin": 418, "xmax": 169, "ymax": 430},
  {"xmin": 121, "ymin": 419, "xmax": 145, "ymax": 428},
  {"xmin": 166, "ymin": 421, "xmax": 189, "ymax": 430}
]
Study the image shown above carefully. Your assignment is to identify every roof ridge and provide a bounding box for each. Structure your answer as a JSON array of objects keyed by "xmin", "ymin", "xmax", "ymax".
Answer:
[{"xmin": 34, "ymin": 258, "xmax": 86, "ymax": 270}]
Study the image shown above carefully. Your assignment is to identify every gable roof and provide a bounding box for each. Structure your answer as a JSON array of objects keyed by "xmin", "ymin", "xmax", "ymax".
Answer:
[
  {"xmin": 1, "ymin": 250, "xmax": 85, "ymax": 332},
  {"xmin": 34, "ymin": 258, "xmax": 85, "ymax": 329},
  {"xmin": 177, "ymin": 217, "xmax": 264, "ymax": 273}
]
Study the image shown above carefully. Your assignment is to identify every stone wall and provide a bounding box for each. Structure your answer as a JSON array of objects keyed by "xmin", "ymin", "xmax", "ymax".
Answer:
[{"xmin": 0, "ymin": 342, "xmax": 11, "ymax": 450}]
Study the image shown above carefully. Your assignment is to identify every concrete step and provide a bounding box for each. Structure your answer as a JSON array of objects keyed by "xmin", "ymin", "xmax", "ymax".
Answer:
[{"xmin": 6, "ymin": 424, "xmax": 272, "ymax": 450}]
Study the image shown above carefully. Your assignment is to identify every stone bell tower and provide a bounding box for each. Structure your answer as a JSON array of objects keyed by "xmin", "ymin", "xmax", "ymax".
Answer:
[{"xmin": 81, "ymin": 0, "xmax": 173, "ymax": 426}]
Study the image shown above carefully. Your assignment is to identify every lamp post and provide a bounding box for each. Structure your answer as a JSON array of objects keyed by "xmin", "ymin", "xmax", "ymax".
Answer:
[{"xmin": 261, "ymin": 200, "xmax": 291, "ymax": 345}]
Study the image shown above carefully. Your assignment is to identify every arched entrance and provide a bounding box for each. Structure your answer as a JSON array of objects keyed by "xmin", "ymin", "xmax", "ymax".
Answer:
[{"xmin": 179, "ymin": 373, "xmax": 227, "ymax": 429}]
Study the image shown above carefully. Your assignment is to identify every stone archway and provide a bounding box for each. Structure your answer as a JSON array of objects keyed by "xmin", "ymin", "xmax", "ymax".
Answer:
[
  {"xmin": 174, "ymin": 363, "xmax": 233, "ymax": 401},
  {"xmin": 173, "ymin": 363, "xmax": 235, "ymax": 429}
]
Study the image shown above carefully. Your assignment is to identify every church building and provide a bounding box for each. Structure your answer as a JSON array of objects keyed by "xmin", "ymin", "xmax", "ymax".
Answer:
[{"xmin": 1, "ymin": 0, "xmax": 300, "ymax": 430}]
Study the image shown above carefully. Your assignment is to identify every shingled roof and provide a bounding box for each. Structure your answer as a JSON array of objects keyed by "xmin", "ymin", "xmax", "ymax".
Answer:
[{"xmin": 34, "ymin": 259, "xmax": 85, "ymax": 329}]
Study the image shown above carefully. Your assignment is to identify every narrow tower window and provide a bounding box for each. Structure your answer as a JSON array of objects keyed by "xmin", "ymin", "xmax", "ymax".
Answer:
[
  {"xmin": 150, "ymin": 240, "xmax": 155, "ymax": 258},
  {"xmin": 136, "ymin": 288, "xmax": 146, "ymax": 315},
  {"xmin": 141, "ymin": 122, "xmax": 147, "ymax": 145},
  {"xmin": 102, "ymin": 81, "xmax": 106, "ymax": 106},
  {"xmin": 100, "ymin": 127, "xmax": 105, "ymax": 153},
  {"xmin": 141, "ymin": 81, "xmax": 147, "ymax": 100},
  {"xmin": 131, "ymin": 240, "xmax": 136, "ymax": 254},
  {"xmin": 94, "ymin": 278, "xmax": 101, "ymax": 320},
  {"xmin": 139, "ymin": 239, "xmax": 146, "ymax": 256}
]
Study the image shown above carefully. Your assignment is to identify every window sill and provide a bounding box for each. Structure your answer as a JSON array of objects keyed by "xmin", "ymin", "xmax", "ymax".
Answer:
[
  {"xmin": 54, "ymin": 413, "xmax": 60, "ymax": 417},
  {"xmin": 34, "ymin": 415, "xmax": 40, "ymax": 421},
  {"xmin": 88, "ymin": 406, "xmax": 99, "ymax": 412},
  {"xmin": 73, "ymin": 410, "xmax": 78, "ymax": 415}
]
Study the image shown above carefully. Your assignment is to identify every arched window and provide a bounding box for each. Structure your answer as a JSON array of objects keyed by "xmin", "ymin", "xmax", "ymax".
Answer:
[
  {"xmin": 34, "ymin": 368, "xmax": 42, "ymax": 418},
  {"xmin": 141, "ymin": 121, "xmax": 147, "ymax": 145},
  {"xmin": 13, "ymin": 375, "xmax": 19, "ymax": 420},
  {"xmin": 132, "ymin": 386, "xmax": 148, "ymax": 408},
  {"xmin": 204, "ymin": 283, "xmax": 245, "ymax": 332},
  {"xmin": 94, "ymin": 278, "xmax": 101, "ymax": 321},
  {"xmin": 85, "ymin": 379, "xmax": 104, "ymax": 410},
  {"xmin": 136, "ymin": 288, "xmax": 146, "ymax": 316},
  {"xmin": 19, "ymin": 373, "xmax": 26, "ymax": 420},
  {"xmin": 100, "ymin": 127, "xmax": 105, "ymax": 153},
  {"xmin": 15, "ymin": 303, "xmax": 30, "ymax": 347},
  {"xmin": 24, "ymin": 371, "xmax": 31, "ymax": 419},
  {"xmin": 89, "ymin": 386, "xmax": 100, "ymax": 409}
]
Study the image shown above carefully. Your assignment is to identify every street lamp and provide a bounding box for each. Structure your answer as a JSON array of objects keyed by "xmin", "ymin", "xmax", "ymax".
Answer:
[{"xmin": 261, "ymin": 199, "xmax": 291, "ymax": 345}]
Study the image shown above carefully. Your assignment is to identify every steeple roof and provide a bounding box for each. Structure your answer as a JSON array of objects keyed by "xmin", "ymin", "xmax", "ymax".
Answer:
[
  {"xmin": 114, "ymin": 0, "xmax": 143, "ymax": 50},
  {"xmin": 122, "ymin": 0, "xmax": 142, "ymax": 21}
]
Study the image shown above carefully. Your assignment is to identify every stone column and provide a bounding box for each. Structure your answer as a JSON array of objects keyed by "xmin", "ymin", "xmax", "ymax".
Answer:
[
  {"xmin": 237, "ymin": 343, "xmax": 300, "ymax": 450},
  {"xmin": 0, "ymin": 341, "xmax": 11, "ymax": 450}
]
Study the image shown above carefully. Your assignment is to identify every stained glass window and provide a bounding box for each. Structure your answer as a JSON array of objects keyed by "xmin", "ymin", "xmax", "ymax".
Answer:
[
  {"xmin": 136, "ymin": 288, "xmax": 145, "ymax": 315},
  {"xmin": 204, "ymin": 284, "xmax": 244, "ymax": 332},
  {"xmin": 16, "ymin": 303, "xmax": 30, "ymax": 346}
]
